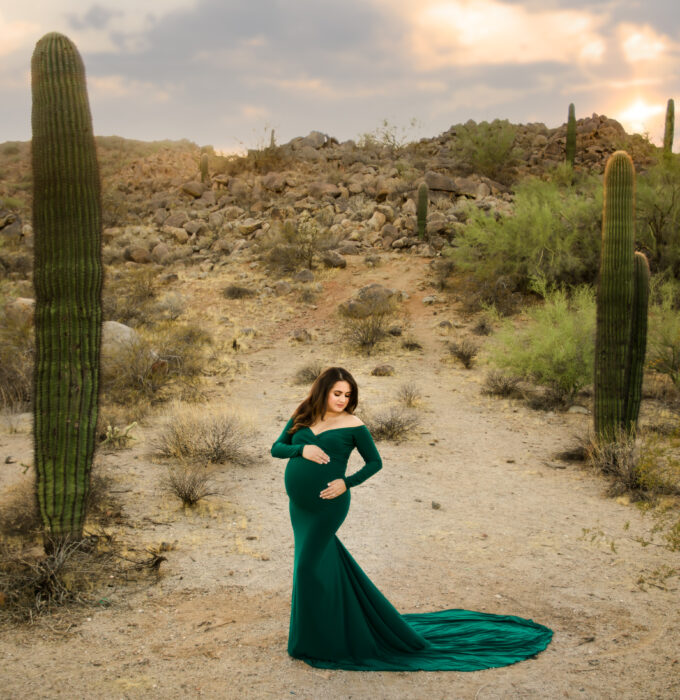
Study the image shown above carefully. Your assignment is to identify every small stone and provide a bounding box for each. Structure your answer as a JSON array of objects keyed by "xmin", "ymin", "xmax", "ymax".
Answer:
[
  {"xmin": 422, "ymin": 295, "xmax": 436, "ymax": 305},
  {"xmin": 431, "ymin": 501, "xmax": 441, "ymax": 510},
  {"xmin": 567, "ymin": 405, "xmax": 590, "ymax": 414},
  {"xmin": 181, "ymin": 181, "xmax": 206, "ymax": 198},
  {"xmin": 294, "ymin": 269, "xmax": 315, "ymax": 282},
  {"xmin": 291, "ymin": 329, "xmax": 312, "ymax": 343},
  {"xmin": 273, "ymin": 280, "xmax": 292, "ymax": 296}
]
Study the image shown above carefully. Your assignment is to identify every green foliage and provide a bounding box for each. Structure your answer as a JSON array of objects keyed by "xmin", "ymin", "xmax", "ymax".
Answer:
[
  {"xmin": 595, "ymin": 151, "xmax": 649, "ymax": 440},
  {"xmin": 566, "ymin": 103, "xmax": 576, "ymax": 168},
  {"xmin": 449, "ymin": 119, "xmax": 522, "ymax": 183},
  {"xmin": 490, "ymin": 285, "xmax": 596, "ymax": 405},
  {"xmin": 647, "ymin": 275, "xmax": 680, "ymax": 386},
  {"xmin": 357, "ymin": 118, "xmax": 419, "ymax": 156},
  {"xmin": 417, "ymin": 182, "xmax": 428, "ymax": 240},
  {"xmin": 663, "ymin": 98, "xmax": 674, "ymax": 155},
  {"xmin": 31, "ymin": 32, "xmax": 102, "ymax": 547},
  {"xmin": 636, "ymin": 157, "xmax": 680, "ymax": 275},
  {"xmin": 446, "ymin": 176, "xmax": 601, "ymax": 295}
]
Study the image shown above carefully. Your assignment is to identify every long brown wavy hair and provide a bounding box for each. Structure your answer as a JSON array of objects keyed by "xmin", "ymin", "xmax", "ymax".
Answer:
[{"xmin": 289, "ymin": 367, "xmax": 359, "ymax": 434}]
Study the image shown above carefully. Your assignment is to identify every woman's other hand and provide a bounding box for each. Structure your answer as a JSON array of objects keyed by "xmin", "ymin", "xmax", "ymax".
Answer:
[
  {"xmin": 320, "ymin": 479, "xmax": 347, "ymax": 499},
  {"xmin": 302, "ymin": 444, "xmax": 330, "ymax": 464}
]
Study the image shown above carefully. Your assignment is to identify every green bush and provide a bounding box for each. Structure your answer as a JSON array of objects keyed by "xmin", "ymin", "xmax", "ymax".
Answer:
[
  {"xmin": 447, "ymin": 177, "xmax": 602, "ymax": 296},
  {"xmin": 489, "ymin": 284, "xmax": 596, "ymax": 405},
  {"xmin": 636, "ymin": 158, "xmax": 680, "ymax": 276},
  {"xmin": 449, "ymin": 119, "xmax": 522, "ymax": 183},
  {"xmin": 647, "ymin": 275, "xmax": 680, "ymax": 386}
]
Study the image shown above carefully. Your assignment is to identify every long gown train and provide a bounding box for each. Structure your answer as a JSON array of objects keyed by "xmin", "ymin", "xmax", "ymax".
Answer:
[{"xmin": 272, "ymin": 419, "xmax": 553, "ymax": 671}]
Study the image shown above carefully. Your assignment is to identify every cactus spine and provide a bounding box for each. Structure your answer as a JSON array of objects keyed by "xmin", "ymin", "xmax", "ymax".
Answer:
[
  {"xmin": 31, "ymin": 33, "xmax": 102, "ymax": 548},
  {"xmin": 663, "ymin": 98, "xmax": 674, "ymax": 155},
  {"xmin": 200, "ymin": 152, "xmax": 209, "ymax": 183},
  {"xmin": 594, "ymin": 151, "xmax": 649, "ymax": 440},
  {"xmin": 565, "ymin": 103, "xmax": 576, "ymax": 167},
  {"xmin": 417, "ymin": 182, "xmax": 428, "ymax": 240}
]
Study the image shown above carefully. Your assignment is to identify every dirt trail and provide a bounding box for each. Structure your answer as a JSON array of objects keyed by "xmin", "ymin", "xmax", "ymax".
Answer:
[{"xmin": 1, "ymin": 255, "xmax": 679, "ymax": 699}]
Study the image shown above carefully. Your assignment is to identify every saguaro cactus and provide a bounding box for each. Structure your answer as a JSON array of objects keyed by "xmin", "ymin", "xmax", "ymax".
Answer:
[
  {"xmin": 200, "ymin": 152, "xmax": 209, "ymax": 183},
  {"xmin": 417, "ymin": 182, "xmax": 428, "ymax": 240},
  {"xmin": 663, "ymin": 98, "xmax": 674, "ymax": 155},
  {"xmin": 31, "ymin": 33, "xmax": 102, "ymax": 548},
  {"xmin": 565, "ymin": 103, "xmax": 576, "ymax": 168},
  {"xmin": 594, "ymin": 151, "xmax": 649, "ymax": 440}
]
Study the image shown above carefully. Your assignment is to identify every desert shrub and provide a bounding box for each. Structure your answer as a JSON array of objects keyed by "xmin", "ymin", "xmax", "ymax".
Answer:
[
  {"xmin": 401, "ymin": 336, "xmax": 422, "ymax": 351},
  {"xmin": 489, "ymin": 284, "xmax": 596, "ymax": 406},
  {"xmin": 447, "ymin": 338, "xmax": 479, "ymax": 368},
  {"xmin": 223, "ymin": 284, "xmax": 256, "ymax": 299},
  {"xmin": 483, "ymin": 370, "xmax": 522, "ymax": 397},
  {"xmin": 0, "ymin": 311, "xmax": 34, "ymax": 411},
  {"xmin": 647, "ymin": 276, "xmax": 680, "ymax": 387},
  {"xmin": 103, "ymin": 267, "xmax": 160, "ymax": 327},
  {"xmin": 340, "ymin": 294, "xmax": 398, "ymax": 355},
  {"xmin": 161, "ymin": 465, "xmax": 219, "ymax": 506},
  {"xmin": 447, "ymin": 177, "xmax": 602, "ymax": 295},
  {"xmin": 363, "ymin": 406, "xmax": 419, "ymax": 441},
  {"xmin": 583, "ymin": 429, "xmax": 645, "ymax": 496},
  {"xmin": 448, "ymin": 119, "xmax": 523, "ymax": 183},
  {"xmin": 396, "ymin": 382, "xmax": 422, "ymax": 408},
  {"xmin": 154, "ymin": 410, "xmax": 252, "ymax": 466},
  {"xmin": 636, "ymin": 158, "xmax": 680, "ymax": 276},
  {"xmin": 294, "ymin": 361, "xmax": 326, "ymax": 385},
  {"xmin": 259, "ymin": 212, "xmax": 339, "ymax": 273},
  {"xmin": 101, "ymin": 323, "xmax": 211, "ymax": 406},
  {"xmin": 472, "ymin": 317, "xmax": 493, "ymax": 336},
  {"xmin": 357, "ymin": 118, "xmax": 419, "ymax": 157}
]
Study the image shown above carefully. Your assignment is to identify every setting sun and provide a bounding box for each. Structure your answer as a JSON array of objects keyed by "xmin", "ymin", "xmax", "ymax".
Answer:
[{"xmin": 617, "ymin": 97, "xmax": 664, "ymax": 137}]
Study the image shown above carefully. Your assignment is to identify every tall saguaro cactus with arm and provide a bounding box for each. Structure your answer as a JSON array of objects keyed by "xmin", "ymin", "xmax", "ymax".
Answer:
[
  {"xmin": 594, "ymin": 151, "xmax": 649, "ymax": 441},
  {"xmin": 31, "ymin": 32, "xmax": 103, "ymax": 549}
]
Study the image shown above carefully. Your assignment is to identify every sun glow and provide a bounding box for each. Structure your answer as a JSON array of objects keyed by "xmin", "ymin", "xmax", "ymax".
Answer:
[{"xmin": 618, "ymin": 98, "xmax": 664, "ymax": 137}]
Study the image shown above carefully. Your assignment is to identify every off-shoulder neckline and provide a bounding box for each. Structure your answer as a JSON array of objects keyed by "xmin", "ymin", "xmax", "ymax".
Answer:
[{"xmin": 304, "ymin": 424, "xmax": 365, "ymax": 437}]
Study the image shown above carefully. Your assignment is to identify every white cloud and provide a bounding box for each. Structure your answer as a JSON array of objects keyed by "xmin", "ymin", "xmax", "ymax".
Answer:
[
  {"xmin": 88, "ymin": 74, "xmax": 171, "ymax": 102},
  {"xmin": 0, "ymin": 10, "xmax": 39, "ymax": 56},
  {"xmin": 384, "ymin": 0, "xmax": 606, "ymax": 70},
  {"xmin": 619, "ymin": 23, "xmax": 671, "ymax": 63}
]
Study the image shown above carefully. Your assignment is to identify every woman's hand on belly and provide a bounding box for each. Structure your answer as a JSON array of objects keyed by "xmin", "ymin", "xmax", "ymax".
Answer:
[
  {"xmin": 320, "ymin": 479, "xmax": 347, "ymax": 500},
  {"xmin": 302, "ymin": 444, "xmax": 330, "ymax": 464}
]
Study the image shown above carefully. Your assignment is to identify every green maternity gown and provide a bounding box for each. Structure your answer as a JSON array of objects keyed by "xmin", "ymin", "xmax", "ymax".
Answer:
[{"xmin": 271, "ymin": 417, "xmax": 553, "ymax": 671}]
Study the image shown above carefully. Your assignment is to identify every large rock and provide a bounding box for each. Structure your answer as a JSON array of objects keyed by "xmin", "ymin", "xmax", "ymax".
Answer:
[
  {"xmin": 164, "ymin": 211, "xmax": 189, "ymax": 228},
  {"xmin": 181, "ymin": 181, "xmax": 206, "ymax": 198},
  {"xmin": 321, "ymin": 250, "xmax": 347, "ymax": 268},
  {"xmin": 262, "ymin": 172, "xmax": 287, "ymax": 192},
  {"xmin": 124, "ymin": 247, "xmax": 152, "ymax": 264},
  {"xmin": 424, "ymin": 171, "xmax": 457, "ymax": 192}
]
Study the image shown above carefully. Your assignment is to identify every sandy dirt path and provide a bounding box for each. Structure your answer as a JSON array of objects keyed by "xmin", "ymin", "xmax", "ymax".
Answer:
[{"xmin": 1, "ymin": 256, "xmax": 678, "ymax": 699}]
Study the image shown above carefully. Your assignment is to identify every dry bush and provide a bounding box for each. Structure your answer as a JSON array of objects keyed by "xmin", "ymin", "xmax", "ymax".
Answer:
[
  {"xmin": 103, "ymin": 267, "xmax": 160, "ymax": 327},
  {"xmin": 402, "ymin": 336, "xmax": 423, "ymax": 351},
  {"xmin": 153, "ymin": 410, "xmax": 253, "ymax": 466},
  {"xmin": 447, "ymin": 338, "xmax": 479, "ymax": 369},
  {"xmin": 101, "ymin": 323, "xmax": 211, "ymax": 406},
  {"xmin": 161, "ymin": 465, "xmax": 219, "ymax": 506},
  {"xmin": 0, "ymin": 312, "xmax": 33, "ymax": 411},
  {"xmin": 472, "ymin": 317, "xmax": 493, "ymax": 336},
  {"xmin": 297, "ymin": 286, "xmax": 320, "ymax": 304},
  {"xmin": 341, "ymin": 297, "xmax": 398, "ymax": 356},
  {"xmin": 294, "ymin": 361, "xmax": 326, "ymax": 385},
  {"xmin": 482, "ymin": 370, "xmax": 522, "ymax": 397},
  {"xmin": 223, "ymin": 284, "xmax": 256, "ymax": 299},
  {"xmin": 396, "ymin": 382, "xmax": 422, "ymax": 408},
  {"xmin": 363, "ymin": 406, "xmax": 420, "ymax": 441},
  {"xmin": 431, "ymin": 259, "xmax": 456, "ymax": 291}
]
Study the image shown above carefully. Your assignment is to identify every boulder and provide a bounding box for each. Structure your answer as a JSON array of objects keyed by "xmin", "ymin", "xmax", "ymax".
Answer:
[
  {"xmin": 151, "ymin": 243, "xmax": 170, "ymax": 262},
  {"xmin": 4, "ymin": 297, "xmax": 34, "ymax": 326},
  {"xmin": 124, "ymin": 247, "xmax": 152, "ymax": 264},
  {"xmin": 239, "ymin": 218, "xmax": 263, "ymax": 235},
  {"xmin": 164, "ymin": 211, "xmax": 189, "ymax": 229},
  {"xmin": 181, "ymin": 181, "xmax": 206, "ymax": 198},
  {"xmin": 424, "ymin": 171, "xmax": 457, "ymax": 192},
  {"xmin": 273, "ymin": 280, "xmax": 292, "ymax": 296},
  {"xmin": 294, "ymin": 269, "xmax": 315, "ymax": 282},
  {"xmin": 101, "ymin": 321, "xmax": 141, "ymax": 365},
  {"xmin": 164, "ymin": 226, "xmax": 189, "ymax": 244},
  {"xmin": 184, "ymin": 220, "xmax": 207, "ymax": 236},
  {"xmin": 262, "ymin": 172, "xmax": 287, "ymax": 192},
  {"xmin": 321, "ymin": 250, "xmax": 347, "ymax": 268}
]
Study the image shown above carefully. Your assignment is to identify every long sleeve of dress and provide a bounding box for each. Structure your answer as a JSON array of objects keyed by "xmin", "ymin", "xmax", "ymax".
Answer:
[
  {"xmin": 271, "ymin": 417, "xmax": 304, "ymax": 459},
  {"xmin": 343, "ymin": 426, "xmax": 383, "ymax": 488}
]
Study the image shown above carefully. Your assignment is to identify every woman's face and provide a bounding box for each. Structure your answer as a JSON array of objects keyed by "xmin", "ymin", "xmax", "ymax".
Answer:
[{"xmin": 326, "ymin": 380, "xmax": 352, "ymax": 414}]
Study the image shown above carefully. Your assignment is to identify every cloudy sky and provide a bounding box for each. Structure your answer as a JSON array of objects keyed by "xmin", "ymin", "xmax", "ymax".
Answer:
[{"xmin": 2, "ymin": 1, "xmax": 679, "ymax": 152}]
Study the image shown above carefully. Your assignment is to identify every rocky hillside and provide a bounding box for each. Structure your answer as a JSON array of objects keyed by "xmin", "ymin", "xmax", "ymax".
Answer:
[{"xmin": 0, "ymin": 115, "xmax": 660, "ymax": 274}]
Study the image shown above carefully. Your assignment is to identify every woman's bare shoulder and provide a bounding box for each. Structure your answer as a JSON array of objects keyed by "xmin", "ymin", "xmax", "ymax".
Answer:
[{"xmin": 346, "ymin": 414, "xmax": 364, "ymax": 427}]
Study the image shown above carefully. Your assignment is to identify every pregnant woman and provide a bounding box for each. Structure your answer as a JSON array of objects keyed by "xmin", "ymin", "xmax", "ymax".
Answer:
[{"xmin": 271, "ymin": 366, "xmax": 553, "ymax": 671}]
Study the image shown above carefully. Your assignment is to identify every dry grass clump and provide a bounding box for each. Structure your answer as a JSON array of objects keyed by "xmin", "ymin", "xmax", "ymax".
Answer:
[
  {"xmin": 161, "ymin": 465, "xmax": 219, "ymax": 506},
  {"xmin": 153, "ymin": 410, "xmax": 253, "ymax": 466},
  {"xmin": 472, "ymin": 317, "xmax": 494, "ymax": 336},
  {"xmin": 396, "ymin": 382, "xmax": 422, "ymax": 408},
  {"xmin": 101, "ymin": 322, "xmax": 211, "ymax": 407},
  {"xmin": 363, "ymin": 406, "xmax": 420, "ymax": 442},
  {"xmin": 294, "ymin": 361, "xmax": 326, "ymax": 385},
  {"xmin": 103, "ymin": 267, "xmax": 160, "ymax": 327},
  {"xmin": 447, "ymin": 338, "xmax": 479, "ymax": 369},
  {"xmin": 402, "ymin": 336, "xmax": 423, "ymax": 351},
  {"xmin": 431, "ymin": 259, "xmax": 456, "ymax": 291},
  {"xmin": 0, "ymin": 312, "xmax": 33, "ymax": 411},
  {"xmin": 223, "ymin": 284, "xmax": 256, "ymax": 299},
  {"xmin": 340, "ymin": 296, "xmax": 399, "ymax": 356},
  {"xmin": 482, "ymin": 370, "xmax": 522, "ymax": 397}
]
